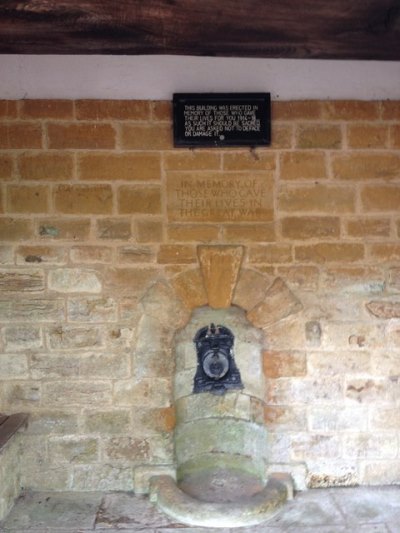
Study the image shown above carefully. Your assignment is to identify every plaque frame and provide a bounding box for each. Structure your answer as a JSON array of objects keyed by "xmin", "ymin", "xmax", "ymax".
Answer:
[{"xmin": 173, "ymin": 92, "xmax": 271, "ymax": 148}]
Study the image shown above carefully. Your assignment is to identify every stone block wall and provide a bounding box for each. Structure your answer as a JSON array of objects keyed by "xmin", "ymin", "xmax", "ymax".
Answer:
[{"xmin": 0, "ymin": 99, "xmax": 399, "ymax": 490}]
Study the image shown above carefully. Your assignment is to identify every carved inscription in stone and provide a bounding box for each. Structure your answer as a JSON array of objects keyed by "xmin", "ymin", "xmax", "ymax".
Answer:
[{"xmin": 167, "ymin": 174, "xmax": 273, "ymax": 222}]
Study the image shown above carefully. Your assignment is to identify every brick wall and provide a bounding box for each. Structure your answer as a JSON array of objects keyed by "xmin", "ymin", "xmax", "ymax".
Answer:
[{"xmin": 0, "ymin": 99, "xmax": 399, "ymax": 490}]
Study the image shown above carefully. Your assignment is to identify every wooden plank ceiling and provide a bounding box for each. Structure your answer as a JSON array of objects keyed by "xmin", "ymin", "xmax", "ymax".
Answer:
[{"xmin": 0, "ymin": 0, "xmax": 399, "ymax": 60}]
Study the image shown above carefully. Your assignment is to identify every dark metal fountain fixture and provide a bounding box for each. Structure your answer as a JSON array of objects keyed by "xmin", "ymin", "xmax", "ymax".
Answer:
[{"xmin": 193, "ymin": 323, "xmax": 243, "ymax": 396}]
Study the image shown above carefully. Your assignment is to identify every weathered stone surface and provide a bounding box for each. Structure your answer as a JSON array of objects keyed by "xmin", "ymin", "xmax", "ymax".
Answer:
[
  {"xmin": 49, "ymin": 437, "xmax": 99, "ymax": 463},
  {"xmin": 2, "ymin": 382, "xmax": 41, "ymax": 408},
  {"xmin": 309, "ymin": 406, "xmax": 368, "ymax": 431},
  {"xmin": 307, "ymin": 351, "xmax": 371, "ymax": 376},
  {"xmin": 342, "ymin": 433, "xmax": 397, "ymax": 459},
  {"xmin": 4, "ymin": 326, "xmax": 42, "ymax": 352},
  {"xmin": 366, "ymin": 300, "xmax": 400, "ymax": 319},
  {"xmin": 67, "ymin": 296, "xmax": 117, "ymax": 322},
  {"xmin": 0, "ymin": 298, "xmax": 64, "ymax": 322},
  {"xmin": 0, "ymin": 269, "xmax": 44, "ymax": 292},
  {"xmin": 140, "ymin": 280, "xmax": 189, "ymax": 328},
  {"xmin": 30, "ymin": 353, "xmax": 79, "ymax": 379},
  {"xmin": 113, "ymin": 378, "xmax": 172, "ymax": 407},
  {"xmin": 25, "ymin": 411, "xmax": 78, "ymax": 435},
  {"xmin": 232, "ymin": 268, "xmax": 271, "ymax": 310},
  {"xmin": 82, "ymin": 410, "xmax": 131, "ymax": 435},
  {"xmin": 0, "ymin": 353, "xmax": 29, "ymax": 378},
  {"xmin": 247, "ymin": 277, "xmax": 303, "ymax": 328},
  {"xmin": 171, "ymin": 269, "xmax": 208, "ymax": 310},
  {"xmin": 134, "ymin": 465, "xmax": 176, "ymax": 494},
  {"xmin": 263, "ymin": 350, "xmax": 307, "ymax": 378},
  {"xmin": 73, "ymin": 464, "xmax": 134, "ymax": 490},
  {"xmin": 198, "ymin": 245, "xmax": 243, "ymax": 308},
  {"xmin": 175, "ymin": 392, "xmax": 252, "ymax": 424},
  {"xmin": 42, "ymin": 381, "xmax": 112, "ymax": 407},
  {"xmin": 48, "ymin": 268, "xmax": 101, "ymax": 293},
  {"xmin": 345, "ymin": 378, "xmax": 394, "ymax": 404},
  {"xmin": 46, "ymin": 325, "xmax": 102, "ymax": 350},
  {"xmin": 80, "ymin": 352, "xmax": 130, "ymax": 379}
]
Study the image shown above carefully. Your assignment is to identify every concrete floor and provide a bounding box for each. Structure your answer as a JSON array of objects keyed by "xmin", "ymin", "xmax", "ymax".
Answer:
[{"xmin": 1, "ymin": 486, "xmax": 399, "ymax": 532}]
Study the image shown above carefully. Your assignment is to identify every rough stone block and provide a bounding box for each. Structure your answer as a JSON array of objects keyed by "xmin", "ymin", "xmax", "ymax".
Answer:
[
  {"xmin": 7, "ymin": 185, "xmax": 49, "ymax": 213},
  {"xmin": 21, "ymin": 99, "xmax": 74, "ymax": 119},
  {"xmin": 42, "ymin": 381, "xmax": 112, "ymax": 407},
  {"xmin": 67, "ymin": 296, "xmax": 117, "ymax": 322},
  {"xmin": 96, "ymin": 217, "xmax": 132, "ymax": 240},
  {"xmin": 0, "ymin": 298, "xmax": 64, "ymax": 322},
  {"xmin": 19, "ymin": 152, "xmax": 74, "ymax": 181},
  {"xmin": 79, "ymin": 152, "xmax": 161, "ymax": 181},
  {"xmin": 198, "ymin": 245, "xmax": 244, "ymax": 308},
  {"xmin": 0, "ymin": 353, "xmax": 28, "ymax": 378},
  {"xmin": 70, "ymin": 245, "xmax": 113, "ymax": 264},
  {"xmin": 0, "ymin": 269, "xmax": 45, "ymax": 292},
  {"xmin": 232, "ymin": 268, "xmax": 271, "ymax": 310},
  {"xmin": 113, "ymin": 378, "xmax": 172, "ymax": 408},
  {"xmin": 4, "ymin": 326, "xmax": 42, "ymax": 352},
  {"xmin": 72, "ymin": 464, "xmax": 134, "ymax": 491},
  {"xmin": 263, "ymin": 350, "xmax": 307, "ymax": 378},
  {"xmin": 0, "ymin": 123, "xmax": 42, "ymax": 149},
  {"xmin": 54, "ymin": 184, "xmax": 113, "ymax": 214},
  {"xmin": 171, "ymin": 269, "xmax": 208, "ymax": 310},
  {"xmin": 47, "ymin": 325, "xmax": 102, "ymax": 350},
  {"xmin": 247, "ymin": 277, "xmax": 303, "ymax": 328},
  {"xmin": 37, "ymin": 217, "xmax": 91, "ymax": 241},
  {"xmin": 49, "ymin": 437, "xmax": 99, "ymax": 463},
  {"xmin": 48, "ymin": 123, "xmax": 116, "ymax": 149},
  {"xmin": 118, "ymin": 185, "xmax": 161, "ymax": 214},
  {"xmin": 279, "ymin": 184, "xmax": 356, "ymax": 213},
  {"xmin": 76, "ymin": 99, "xmax": 150, "ymax": 120},
  {"xmin": 48, "ymin": 268, "xmax": 101, "ymax": 293},
  {"xmin": 16, "ymin": 245, "xmax": 67, "ymax": 265},
  {"xmin": 297, "ymin": 124, "xmax": 342, "ymax": 149}
]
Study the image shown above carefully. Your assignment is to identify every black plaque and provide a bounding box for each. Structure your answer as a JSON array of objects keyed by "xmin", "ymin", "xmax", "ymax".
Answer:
[{"xmin": 173, "ymin": 93, "xmax": 271, "ymax": 147}]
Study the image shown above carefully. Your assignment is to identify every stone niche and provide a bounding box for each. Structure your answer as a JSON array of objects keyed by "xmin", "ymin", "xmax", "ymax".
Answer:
[{"xmin": 174, "ymin": 306, "xmax": 267, "ymax": 498}]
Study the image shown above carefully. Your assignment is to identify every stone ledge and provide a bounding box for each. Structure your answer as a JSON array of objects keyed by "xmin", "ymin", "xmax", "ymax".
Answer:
[{"xmin": 149, "ymin": 473, "xmax": 292, "ymax": 528}]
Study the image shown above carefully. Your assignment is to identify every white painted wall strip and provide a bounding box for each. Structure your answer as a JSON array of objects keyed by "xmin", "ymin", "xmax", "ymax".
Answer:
[{"xmin": 0, "ymin": 55, "xmax": 399, "ymax": 100}]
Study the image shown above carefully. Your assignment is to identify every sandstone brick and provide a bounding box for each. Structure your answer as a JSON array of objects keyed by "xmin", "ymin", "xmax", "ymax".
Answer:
[
  {"xmin": 272, "ymin": 100, "xmax": 322, "ymax": 120},
  {"xmin": 308, "ymin": 351, "xmax": 371, "ymax": 377},
  {"xmin": 70, "ymin": 245, "xmax": 113, "ymax": 263},
  {"xmin": 309, "ymin": 406, "xmax": 368, "ymax": 431},
  {"xmin": 42, "ymin": 382, "xmax": 112, "ymax": 407},
  {"xmin": 366, "ymin": 300, "xmax": 400, "ymax": 319},
  {"xmin": 0, "ymin": 155, "xmax": 14, "ymax": 180},
  {"xmin": 30, "ymin": 353, "xmax": 79, "ymax": 379},
  {"xmin": 322, "ymin": 101, "xmax": 379, "ymax": 120},
  {"xmin": 28, "ymin": 239, "xmax": 64, "ymax": 266},
  {"xmin": 0, "ymin": 123, "xmax": 42, "ymax": 149},
  {"xmin": 264, "ymin": 405, "xmax": 307, "ymax": 430},
  {"xmin": 295, "ymin": 243, "xmax": 364, "ymax": 263},
  {"xmin": 347, "ymin": 124, "xmax": 388, "ymax": 148},
  {"xmin": 2, "ymin": 381, "xmax": 41, "ymax": 407},
  {"xmin": 19, "ymin": 152, "xmax": 74, "ymax": 181},
  {"xmin": 25, "ymin": 411, "xmax": 78, "ymax": 435},
  {"xmin": 167, "ymin": 224, "xmax": 218, "ymax": 243},
  {"xmin": 391, "ymin": 125, "xmax": 400, "ymax": 148},
  {"xmin": 118, "ymin": 245, "xmax": 156, "ymax": 263},
  {"xmin": 280, "ymin": 151, "xmax": 327, "ymax": 180},
  {"xmin": 72, "ymin": 464, "xmax": 133, "ymax": 491},
  {"xmin": 198, "ymin": 245, "xmax": 244, "ymax": 308},
  {"xmin": 47, "ymin": 325, "xmax": 102, "ymax": 350},
  {"xmin": 103, "ymin": 436, "xmax": 152, "ymax": 462},
  {"xmin": 232, "ymin": 268, "xmax": 271, "ymax": 310},
  {"xmin": 151, "ymin": 100, "xmax": 172, "ymax": 121},
  {"xmin": 113, "ymin": 378, "xmax": 172, "ymax": 407},
  {"xmin": 369, "ymin": 243, "xmax": 400, "ymax": 261},
  {"xmin": 0, "ymin": 100, "xmax": 18, "ymax": 118},
  {"xmin": 82, "ymin": 410, "xmax": 131, "ymax": 434},
  {"xmin": 120, "ymin": 124, "xmax": 172, "ymax": 150},
  {"xmin": 388, "ymin": 267, "xmax": 400, "ymax": 289},
  {"xmin": 79, "ymin": 352, "xmax": 130, "ymax": 379},
  {"xmin": 0, "ymin": 187, "xmax": 3, "ymax": 214},
  {"xmin": 296, "ymin": 124, "xmax": 342, "ymax": 149},
  {"xmin": 37, "ymin": 218, "xmax": 91, "ymax": 240},
  {"xmin": 362, "ymin": 461, "xmax": 400, "ymax": 485},
  {"xmin": 140, "ymin": 280, "xmax": 189, "ymax": 329},
  {"xmin": 0, "ymin": 353, "xmax": 29, "ymax": 378},
  {"xmin": 96, "ymin": 217, "xmax": 131, "ymax": 240},
  {"xmin": 223, "ymin": 151, "xmax": 275, "ymax": 171},
  {"xmin": 165, "ymin": 151, "xmax": 221, "ymax": 170},
  {"xmin": 279, "ymin": 184, "xmax": 356, "ymax": 213},
  {"xmin": 361, "ymin": 185, "xmax": 400, "ymax": 212},
  {"xmin": 247, "ymin": 277, "xmax": 303, "ymax": 327},
  {"xmin": 381, "ymin": 100, "xmax": 400, "ymax": 120},
  {"xmin": 7, "ymin": 185, "xmax": 49, "ymax": 213},
  {"xmin": 171, "ymin": 268, "xmax": 208, "ymax": 310},
  {"xmin": 291, "ymin": 433, "xmax": 341, "ymax": 461},
  {"xmin": 157, "ymin": 244, "xmax": 197, "ymax": 264},
  {"xmin": 48, "ymin": 268, "xmax": 102, "ymax": 293},
  {"xmin": 136, "ymin": 219, "xmax": 163, "ymax": 242},
  {"xmin": 248, "ymin": 244, "xmax": 293, "ymax": 264},
  {"xmin": 276, "ymin": 266, "xmax": 319, "ymax": 291},
  {"xmin": 0, "ymin": 298, "xmax": 65, "ymax": 322},
  {"xmin": 48, "ymin": 123, "xmax": 116, "ymax": 149},
  {"xmin": 76, "ymin": 99, "xmax": 150, "ymax": 120},
  {"xmin": 0, "ymin": 217, "xmax": 33, "ymax": 241},
  {"xmin": 281, "ymin": 216, "xmax": 340, "ymax": 239},
  {"xmin": 0, "ymin": 246, "xmax": 13, "ymax": 264},
  {"xmin": 346, "ymin": 217, "xmax": 390, "ymax": 238},
  {"xmin": 321, "ymin": 267, "xmax": 384, "ymax": 293},
  {"xmin": 137, "ymin": 407, "xmax": 176, "ymax": 433},
  {"xmin": 0, "ymin": 269, "xmax": 45, "ymax": 292},
  {"xmin": 79, "ymin": 152, "xmax": 161, "ymax": 181},
  {"xmin": 20, "ymin": 100, "xmax": 74, "ymax": 119},
  {"xmin": 223, "ymin": 223, "xmax": 275, "ymax": 242},
  {"xmin": 263, "ymin": 350, "xmax": 307, "ymax": 377},
  {"xmin": 345, "ymin": 378, "xmax": 392, "ymax": 404},
  {"xmin": 54, "ymin": 184, "xmax": 113, "ymax": 214},
  {"xmin": 270, "ymin": 124, "xmax": 293, "ymax": 148},
  {"xmin": 104, "ymin": 267, "xmax": 159, "ymax": 296},
  {"xmin": 332, "ymin": 153, "xmax": 400, "ymax": 180},
  {"xmin": 4, "ymin": 325, "xmax": 42, "ymax": 352},
  {"xmin": 118, "ymin": 185, "xmax": 161, "ymax": 214},
  {"xmin": 68, "ymin": 296, "xmax": 117, "ymax": 322},
  {"xmin": 49, "ymin": 437, "xmax": 99, "ymax": 463}
]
